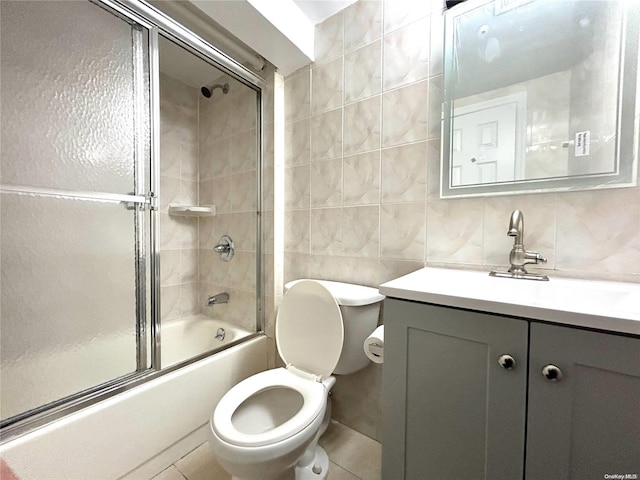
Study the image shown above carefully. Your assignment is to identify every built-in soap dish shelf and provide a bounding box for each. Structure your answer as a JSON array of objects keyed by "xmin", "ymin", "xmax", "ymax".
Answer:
[{"xmin": 168, "ymin": 204, "xmax": 216, "ymax": 217}]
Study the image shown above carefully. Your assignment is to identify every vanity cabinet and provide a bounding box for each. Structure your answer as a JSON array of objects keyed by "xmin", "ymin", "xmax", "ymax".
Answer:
[
  {"xmin": 381, "ymin": 298, "xmax": 640, "ymax": 480},
  {"xmin": 526, "ymin": 323, "xmax": 640, "ymax": 480}
]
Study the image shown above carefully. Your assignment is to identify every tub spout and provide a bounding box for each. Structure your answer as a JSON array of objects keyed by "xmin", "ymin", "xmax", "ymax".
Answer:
[{"xmin": 207, "ymin": 292, "xmax": 229, "ymax": 306}]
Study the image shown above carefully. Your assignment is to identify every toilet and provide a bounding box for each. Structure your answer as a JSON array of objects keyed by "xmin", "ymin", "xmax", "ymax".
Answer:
[{"xmin": 208, "ymin": 279, "xmax": 385, "ymax": 480}]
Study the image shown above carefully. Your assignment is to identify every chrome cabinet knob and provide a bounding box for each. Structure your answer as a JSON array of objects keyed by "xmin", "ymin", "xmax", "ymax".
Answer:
[
  {"xmin": 498, "ymin": 354, "xmax": 516, "ymax": 370},
  {"xmin": 542, "ymin": 364, "xmax": 563, "ymax": 381}
]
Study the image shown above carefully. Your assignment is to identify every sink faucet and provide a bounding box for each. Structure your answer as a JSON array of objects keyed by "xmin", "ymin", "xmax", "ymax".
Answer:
[
  {"xmin": 207, "ymin": 292, "xmax": 229, "ymax": 306},
  {"xmin": 506, "ymin": 209, "xmax": 547, "ymax": 276},
  {"xmin": 490, "ymin": 210, "xmax": 549, "ymax": 280}
]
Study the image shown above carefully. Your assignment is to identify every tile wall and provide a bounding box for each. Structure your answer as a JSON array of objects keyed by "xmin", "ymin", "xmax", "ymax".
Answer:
[
  {"xmin": 159, "ymin": 73, "xmax": 201, "ymax": 323},
  {"xmin": 159, "ymin": 71, "xmax": 264, "ymax": 334},
  {"xmin": 282, "ymin": 0, "xmax": 640, "ymax": 441}
]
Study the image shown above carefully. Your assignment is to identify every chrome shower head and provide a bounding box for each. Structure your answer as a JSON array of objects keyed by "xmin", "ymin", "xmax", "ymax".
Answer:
[{"xmin": 201, "ymin": 82, "xmax": 229, "ymax": 98}]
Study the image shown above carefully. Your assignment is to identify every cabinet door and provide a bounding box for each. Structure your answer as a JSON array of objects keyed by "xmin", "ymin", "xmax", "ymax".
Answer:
[
  {"xmin": 527, "ymin": 323, "xmax": 640, "ymax": 480},
  {"xmin": 382, "ymin": 299, "xmax": 528, "ymax": 480}
]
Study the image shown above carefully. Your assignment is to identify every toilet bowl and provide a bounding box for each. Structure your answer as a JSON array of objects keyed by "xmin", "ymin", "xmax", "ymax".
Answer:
[{"xmin": 208, "ymin": 279, "xmax": 384, "ymax": 480}]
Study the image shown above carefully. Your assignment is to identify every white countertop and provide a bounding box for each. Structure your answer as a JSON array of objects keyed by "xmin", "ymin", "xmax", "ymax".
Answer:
[{"xmin": 379, "ymin": 267, "xmax": 640, "ymax": 336}]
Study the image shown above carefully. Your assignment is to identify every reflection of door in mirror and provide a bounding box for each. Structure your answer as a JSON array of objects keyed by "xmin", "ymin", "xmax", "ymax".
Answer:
[{"xmin": 452, "ymin": 93, "xmax": 526, "ymax": 186}]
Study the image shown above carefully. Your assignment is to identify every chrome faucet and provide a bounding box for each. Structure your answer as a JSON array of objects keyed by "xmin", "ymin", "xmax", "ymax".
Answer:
[
  {"xmin": 490, "ymin": 209, "xmax": 549, "ymax": 281},
  {"xmin": 207, "ymin": 292, "xmax": 229, "ymax": 306}
]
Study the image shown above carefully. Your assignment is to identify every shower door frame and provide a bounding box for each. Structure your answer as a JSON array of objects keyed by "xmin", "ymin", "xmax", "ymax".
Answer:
[{"xmin": 1, "ymin": 0, "xmax": 265, "ymax": 442}]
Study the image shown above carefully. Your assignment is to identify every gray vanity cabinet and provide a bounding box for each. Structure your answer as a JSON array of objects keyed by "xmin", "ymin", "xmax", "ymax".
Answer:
[
  {"xmin": 382, "ymin": 298, "xmax": 640, "ymax": 480},
  {"xmin": 526, "ymin": 323, "xmax": 640, "ymax": 480},
  {"xmin": 381, "ymin": 299, "xmax": 529, "ymax": 480}
]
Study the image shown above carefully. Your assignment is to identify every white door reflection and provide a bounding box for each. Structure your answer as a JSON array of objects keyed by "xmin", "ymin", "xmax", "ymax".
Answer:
[{"xmin": 451, "ymin": 92, "xmax": 526, "ymax": 186}]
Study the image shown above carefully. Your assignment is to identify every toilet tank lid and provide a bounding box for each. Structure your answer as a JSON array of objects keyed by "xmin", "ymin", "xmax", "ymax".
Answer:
[{"xmin": 284, "ymin": 279, "xmax": 385, "ymax": 306}]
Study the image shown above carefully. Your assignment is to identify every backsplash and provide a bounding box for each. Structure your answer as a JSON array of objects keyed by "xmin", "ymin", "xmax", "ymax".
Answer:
[{"xmin": 282, "ymin": 0, "xmax": 640, "ymax": 441}]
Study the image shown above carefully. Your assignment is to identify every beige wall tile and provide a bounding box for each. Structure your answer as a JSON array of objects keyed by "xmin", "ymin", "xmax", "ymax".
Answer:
[
  {"xmin": 284, "ymin": 69, "xmax": 311, "ymax": 124},
  {"xmin": 311, "ymin": 107, "xmax": 343, "ymax": 161},
  {"xmin": 284, "ymin": 252, "xmax": 310, "ymax": 284},
  {"xmin": 343, "ymin": 151, "xmax": 381, "ymax": 206},
  {"xmin": 344, "ymin": 41, "xmax": 382, "ymax": 104},
  {"xmin": 428, "ymin": 74, "xmax": 443, "ymax": 140},
  {"xmin": 285, "ymin": 164, "xmax": 310, "ymax": 210},
  {"xmin": 429, "ymin": 8, "xmax": 445, "ymax": 76},
  {"xmin": 383, "ymin": 0, "xmax": 430, "ymax": 34},
  {"xmin": 311, "ymin": 207, "xmax": 343, "ymax": 255},
  {"xmin": 199, "ymin": 137, "xmax": 230, "ymax": 180},
  {"xmin": 315, "ymin": 12, "xmax": 344, "ymax": 63},
  {"xmin": 344, "ymin": 95, "xmax": 381, "ymax": 156},
  {"xmin": 383, "ymin": 18, "xmax": 430, "ymax": 91},
  {"xmin": 311, "ymin": 158, "xmax": 343, "ymax": 207},
  {"xmin": 284, "ymin": 209, "xmax": 311, "ymax": 254},
  {"xmin": 161, "ymin": 285, "xmax": 180, "ymax": 322},
  {"xmin": 380, "ymin": 202, "xmax": 425, "ymax": 260},
  {"xmin": 312, "ymin": 57, "xmax": 344, "ymax": 115},
  {"xmin": 382, "ymin": 80, "xmax": 429, "ymax": 147},
  {"xmin": 230, "ymin": 129, "xmax": 257, "ymax": 174},
  {"xmin": 555, "ymin": 190, "xmax": 640, "ymax": 275},
  {"xmin": 426, "ymin": 198, "xmax": 484, "ymax": 265},
  {"xmin": 285, "ymin": 118, "xmax": 311, "ymax": 166},
  {"xmin": 160, "ymin": 250, "xmax": 180, "ymax": 287},
  {"xmin": 344, "ymin": 0, "xmax": 382, "ymax": 53},
  {"xmin": 230, "ymin": 170, "xmax": 257, "ymax": 212},
  {"xmin": 381, "ymin": 142, "xmax": 427, "ymax": 203},
  {"xmin": 343, "ymin": 205, "xmax": 380, "ymax": 257}
]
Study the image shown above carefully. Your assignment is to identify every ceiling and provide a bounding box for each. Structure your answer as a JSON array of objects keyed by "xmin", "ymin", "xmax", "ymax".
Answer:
[
  {"xmin": 293, "ymin": 0, "xmax": 357, "ymax": 24},
  {"xmin": 155, "ymin": 0, "xmax": 358, "ymax": 86}
]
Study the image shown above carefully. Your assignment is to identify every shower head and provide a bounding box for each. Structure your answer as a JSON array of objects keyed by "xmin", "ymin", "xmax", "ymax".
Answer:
[{"xmin": 201, "ymin": 82, "xmax": 229, "ymax": 98}]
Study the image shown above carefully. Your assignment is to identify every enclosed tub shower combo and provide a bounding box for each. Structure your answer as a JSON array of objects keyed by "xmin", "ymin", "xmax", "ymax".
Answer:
[{"xmin": 0, "ymin": 0, "xmax": 267, "ymax": 477}]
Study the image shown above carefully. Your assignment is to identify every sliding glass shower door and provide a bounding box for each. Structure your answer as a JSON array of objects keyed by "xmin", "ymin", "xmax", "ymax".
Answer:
[{"xmin": 0, "ymin": 0, "xmax": 152, "ymax": 424}]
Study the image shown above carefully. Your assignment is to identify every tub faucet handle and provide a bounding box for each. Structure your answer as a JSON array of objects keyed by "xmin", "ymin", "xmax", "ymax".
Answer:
[{"xmin": 213, "ymin": 235, "xmax": 234, "ymax": 262}]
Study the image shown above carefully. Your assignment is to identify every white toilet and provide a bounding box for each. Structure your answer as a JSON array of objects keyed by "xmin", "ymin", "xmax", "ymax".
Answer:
[{"xmin": 208, "ymin": 279, "xmax": 385, "ymax": 480}]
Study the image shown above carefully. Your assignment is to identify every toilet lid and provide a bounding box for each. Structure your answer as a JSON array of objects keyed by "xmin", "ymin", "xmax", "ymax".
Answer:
[{"xmin": 276, "ymin": 280, "xmax": 344, "ymax": 378}]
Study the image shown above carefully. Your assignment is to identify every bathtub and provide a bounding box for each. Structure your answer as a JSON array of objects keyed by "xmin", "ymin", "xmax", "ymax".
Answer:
[
  {"xmin": 0, "ymin": 334, "xmax": 267, "ymax": 480},
  {"xmin": 162, "ymin": 315, "xmax": 253, "ymax": 367}
]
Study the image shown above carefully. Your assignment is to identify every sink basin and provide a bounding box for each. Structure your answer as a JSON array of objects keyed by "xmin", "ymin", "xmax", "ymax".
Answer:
[{"xmin": 379, "ymin": 267, "xmax": 640, "ymax": 335}]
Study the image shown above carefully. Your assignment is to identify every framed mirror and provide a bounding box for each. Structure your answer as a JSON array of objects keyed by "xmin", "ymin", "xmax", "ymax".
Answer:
[{"xmin": 441, "ymin": 0, "xmax": 640, "ymax": 198}]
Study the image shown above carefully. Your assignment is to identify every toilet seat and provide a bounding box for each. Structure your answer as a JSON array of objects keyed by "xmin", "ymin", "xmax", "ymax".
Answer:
[
  {"xmin": 213, "ymin": 368, "xmax": 326, "ymax": 447},
  {"xmin": 212, "ymin": 280, "xmax": 345, "ymax": 450},
  {"xmin": 276, "ymin": 280, "xmax": 345, "ymax": 379}
]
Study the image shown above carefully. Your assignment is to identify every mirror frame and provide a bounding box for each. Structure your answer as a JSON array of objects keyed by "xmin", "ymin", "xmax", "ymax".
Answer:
[{"xmin": 441, "ymin": 0, "xmax": 640, "ymax": 198}]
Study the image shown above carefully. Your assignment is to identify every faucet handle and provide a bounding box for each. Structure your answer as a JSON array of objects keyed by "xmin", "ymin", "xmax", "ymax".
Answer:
[{"xmin": 524, "ymin": 250, "xmax": 547, "ymax": 266}]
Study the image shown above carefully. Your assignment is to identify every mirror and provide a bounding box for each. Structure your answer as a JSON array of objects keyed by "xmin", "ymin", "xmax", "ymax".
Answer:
[{"xmin": 441, "ymin": 0, "xmax": 639, "ymax": 197}]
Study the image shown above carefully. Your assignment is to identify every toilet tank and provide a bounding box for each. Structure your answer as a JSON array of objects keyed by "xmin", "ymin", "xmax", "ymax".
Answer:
[{"xmin": 284, "ymin": 280, "xmax": 385, "ymax": 375}]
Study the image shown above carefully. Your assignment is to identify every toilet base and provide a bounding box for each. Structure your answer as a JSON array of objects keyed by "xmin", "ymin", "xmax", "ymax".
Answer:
[{"xmin": 294, "ymin": 445, "xmax": 329, "ymax": 480}]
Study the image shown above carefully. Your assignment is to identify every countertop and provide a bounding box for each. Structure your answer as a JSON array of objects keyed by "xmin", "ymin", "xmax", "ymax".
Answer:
[{"xmin": 379, "ymin": 267, "xmax": 640, "ymax": 336}]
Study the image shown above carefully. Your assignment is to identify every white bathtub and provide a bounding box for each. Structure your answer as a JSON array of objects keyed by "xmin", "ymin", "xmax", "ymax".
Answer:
[
  {"xmin": 162, "ymin": 315, "xmax": 253, "ymax": 367},
  {"xmin": 0, "ymin": 335, "xmax": 267, "ymax": 480}
]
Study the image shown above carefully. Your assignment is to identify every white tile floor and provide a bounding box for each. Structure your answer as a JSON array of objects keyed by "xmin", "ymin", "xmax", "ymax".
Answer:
[{"xmin": 151, "ymin": 421, "xmax": 381, "ymax": 480}]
